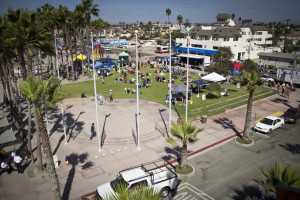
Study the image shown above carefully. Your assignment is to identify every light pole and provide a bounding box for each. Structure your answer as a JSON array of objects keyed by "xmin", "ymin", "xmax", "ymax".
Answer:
[
  {"xmin": 169, "ymin": 23, "xmax": 172, "ymax": 135},
  {"xmin": 135, "ymin": 30, "xmax": 140, "ymax": 150}
]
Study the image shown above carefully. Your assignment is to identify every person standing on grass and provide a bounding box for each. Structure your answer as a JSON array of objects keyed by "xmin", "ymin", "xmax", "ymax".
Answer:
[{"xmin": 90, "ymin": 123, "xmax": 96, "ymax": 140}]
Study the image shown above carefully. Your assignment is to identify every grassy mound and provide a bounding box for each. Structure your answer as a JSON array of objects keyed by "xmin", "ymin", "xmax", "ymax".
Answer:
[{"xmin": 175, "ymin": 165, "xmax": 193, "ymax": 175}]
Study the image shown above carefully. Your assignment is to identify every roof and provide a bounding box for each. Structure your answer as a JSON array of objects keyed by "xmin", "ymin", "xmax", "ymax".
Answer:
[
  {"xmin": 216, "ymin": 13, "xmax": 231, "ymax": 19},
  {"xmin": 190, "ymin": 26, "xmax": 241, "ymax": 38},
  {"xmin": 120, "ymin": 167, "xmax": 147, "ymax": 182},
  {"xmin": 177, "ymin": 54, "xmax": 210, "ymax": 59},
  {"xmin": 258, "ymin": 52, "xmax": 300, "ymax": 60}
]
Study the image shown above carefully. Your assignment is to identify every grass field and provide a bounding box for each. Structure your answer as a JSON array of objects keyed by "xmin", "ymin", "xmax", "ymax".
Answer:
[{"xmin": 61, "ymin": 65, "xmax": 277, "ymax": 120}]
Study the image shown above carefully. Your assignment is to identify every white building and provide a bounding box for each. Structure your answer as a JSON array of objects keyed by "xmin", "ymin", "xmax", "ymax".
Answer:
[{"xmin": 175, "ymin": 14, "xmax": 274, "ymax": 62}]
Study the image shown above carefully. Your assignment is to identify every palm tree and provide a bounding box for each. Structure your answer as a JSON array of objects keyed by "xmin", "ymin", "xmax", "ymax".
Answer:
[
  {"xmin": 254, "ymin": 162, "xmax": 300, "ymax": 193},
  {"xmin": 165, "ymin": 8, "xmax": 171, "ymax": 26},
  {"xmin": 231, "ymin": 13, "xmax": 235, "ymax": 20},
  {"xmin": 167, "ymin": 120, "xmax": 203, "ymax": 170},
  {"xmin": 177, "ymin": 15, "xmax": 183, "ymax": 30},
  {"xmin": 238, "ymin": 17, "xmax": 242, "ymax": 24},
  {"xmin": 109, "ymin": 183, "xmax": 161, "ymax": 200},
  {"xmin": 236, "ymin": 68, "xmax": 263, "ymax": 138},
  {"xmin": 20, "ymin": 76, "xmax": 62, "ymax": 200}
]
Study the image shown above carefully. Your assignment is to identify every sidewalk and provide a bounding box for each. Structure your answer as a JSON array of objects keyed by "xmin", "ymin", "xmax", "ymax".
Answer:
[{"xmin": 0, "ymin": 88, "xmax": 299, "ymax": 200}]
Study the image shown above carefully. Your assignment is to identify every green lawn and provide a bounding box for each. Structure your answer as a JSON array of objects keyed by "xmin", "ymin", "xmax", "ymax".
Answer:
[{"xmin": 61, "ymin": 65, "xmax": 277, "ymax": 120}]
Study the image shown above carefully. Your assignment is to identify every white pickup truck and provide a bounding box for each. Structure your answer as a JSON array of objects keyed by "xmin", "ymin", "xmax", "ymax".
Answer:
[{"xmin": 96, "ymin": 160, "xmax": 179, "ymax": 199}]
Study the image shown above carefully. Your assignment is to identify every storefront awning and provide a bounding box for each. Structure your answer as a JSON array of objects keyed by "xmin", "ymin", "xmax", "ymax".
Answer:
[{"xmin": 175, "ymin": 47, "xmax": 217, "ymax": 55}]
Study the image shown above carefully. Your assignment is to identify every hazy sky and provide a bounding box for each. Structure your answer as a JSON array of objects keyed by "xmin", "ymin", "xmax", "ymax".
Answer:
[{"xmin": 1, "ymin": 0, "xmax": 300, "ymax": 25}]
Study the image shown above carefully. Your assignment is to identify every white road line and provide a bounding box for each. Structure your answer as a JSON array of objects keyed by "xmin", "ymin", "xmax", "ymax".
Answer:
[{"xmin": 174, "ymin": 182, "xmax": 215, "ymax": 200}]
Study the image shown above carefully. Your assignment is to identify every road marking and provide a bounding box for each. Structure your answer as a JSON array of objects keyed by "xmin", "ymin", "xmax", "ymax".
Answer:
[
  {"xmin": 255, "ymin": 111, "xmax": 284, "ymax": 123},
  {"xmin": 174, "ymin": 182, "xmax": 214, "ymax": 200}
]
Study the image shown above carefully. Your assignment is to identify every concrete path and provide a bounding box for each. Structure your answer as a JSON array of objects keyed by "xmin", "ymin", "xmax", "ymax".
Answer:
[{"xmin": 0, "ymin": 86, "xmax": 299, "ymax": 200}]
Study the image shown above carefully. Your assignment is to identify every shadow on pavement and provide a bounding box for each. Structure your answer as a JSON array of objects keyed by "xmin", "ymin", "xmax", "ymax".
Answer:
[
  {"xmin": 62, "ymin": 153, "xmax": 93, "ymax": 200},
  {"xmin": 230, "ymin": 184, "xmax": 275, "ymax": 200},
  {"xmin": 67, "ymin": 111, "xmax": 85, "ymax": 143},
  {"xmin": 100, "ymin": 114, "xmax": 110, "ymax": 147},
  {"xmin": 158, "ymin": 108, "xmax": 169, "ymax": 138},
  {"xmin": 213, "ymin": 117, "xmax": 241, "ymax": 137},
  {"xmin": 279, "ymin": 143, "xmax": 300, "ymax": 154}
]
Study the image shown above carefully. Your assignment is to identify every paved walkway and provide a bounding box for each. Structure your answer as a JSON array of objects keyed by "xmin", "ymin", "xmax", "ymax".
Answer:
[{"xmin": 0, "ymin": 86, "xmax": 299, "ymax": 200}]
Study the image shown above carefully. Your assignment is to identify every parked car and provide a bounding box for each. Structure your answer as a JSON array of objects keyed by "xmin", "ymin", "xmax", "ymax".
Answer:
[
  {"xmin": 281, "ymin": 107, "xmax": 300, "ymax": 124},
  {"xmin": 96, "ymin": 160, "xmax": 179, "ymax": 199},
  {"xmin": 254, "ymin": 116, "xmax": 284, "ymax": 133},
  {"xmin": 269, "ymin": 68, "xmax": 277, "ymax": 74},
  {"xmin": 104, "ymin": 47, "xmax": 111, "ymax": 51},
  {"xmin": 261, "ymin": 74, "xmax": 274, "ymax": 82}
]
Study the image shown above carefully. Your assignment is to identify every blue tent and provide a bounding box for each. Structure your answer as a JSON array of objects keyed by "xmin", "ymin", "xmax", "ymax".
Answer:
[
  {"xmin": 104, "ymin": 62, "xmax": 117, "ymax": 66},
  {"xmin": 164, "ymin": 56, "xmax": 176, "ymax": 60},
  {"xmin": 90, "ymin": 62, "xmax": 104, "ymax": 69},
  {"xmin": 190, "ymin": 80, "xmax": 208, "ymax": 86},
  {"xmin": 228, "ymin": 70, "xmax": 242, "ymax": 75},
  {"xmin": 171, "ymin": 85, "xmax": 191, "ymax": 93},
  {"xmin": 97, "ymin": 57, "xmax": 114, "ymax": 62}
]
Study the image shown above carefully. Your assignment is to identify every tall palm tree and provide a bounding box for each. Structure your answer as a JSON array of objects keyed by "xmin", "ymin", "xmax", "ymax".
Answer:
[
  {"xmin": 238, "ymin": 17, "xmax": 242, "ymax": 24},
  {"xmin": 20, "ymin": 76, "xmax": 62, "ymax": 200},
  {"xmin": 231, "ymin": 13, "xmax": 235, "ymax": 20},
  {"xmin": 166, "ymin": 8, "xmax": 171, "ymax": 26},
  {"xmin": 236, "ymin": 68, "xmax": 263, "ymax": 138},
  {"xmin": 254, "ymin": 162, "xmax": 300, "ymax": 193},
  {"xmin": 167, "ymin": 120, "xmax": 203, "ymax": 170},
  {"xmin": 177, "ymin": 15, "xmax": 183, "ymax": 30}
]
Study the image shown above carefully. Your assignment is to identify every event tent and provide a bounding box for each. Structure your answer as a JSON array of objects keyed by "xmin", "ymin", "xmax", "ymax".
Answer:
[
  {"xmin": 171, "ymin": 85, "xmax": 191, "ymax": 93},
  {"xmin": 190, "ymin": 80, "xmax": 208, "ymax": 96},
  {"xmin": 73, "ymin": 53, "xmax": 87, "ymax": 61},
  {"xmin": 201, "ymin": 72, "xmax": 226, "ymax": 82},
  {"xmin": 104, "ymin": 62, "xmax": 117, "ymax": 66},
  {"xmin": 97, "ymin": 57, "xmax": 114, "ymax": 62}
]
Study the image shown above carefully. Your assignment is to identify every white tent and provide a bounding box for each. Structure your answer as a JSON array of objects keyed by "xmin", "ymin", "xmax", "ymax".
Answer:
[{"xmin": 201, "ymin": 72, "xmax": 226, "ymax": 82}]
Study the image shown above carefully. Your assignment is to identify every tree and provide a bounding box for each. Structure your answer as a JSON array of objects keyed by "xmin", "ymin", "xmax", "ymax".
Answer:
[
  {"xmin": 165, "ymin": 8, "xmax": 171, "ymax": 25},
  {"xmin": 167, "ymin": 120, "xmax": 203, "ymax": 170},
  {"xmin": 212, "ymin": 46, "xmax": 234, "ymax": 75},
  {"xmin": 184, "ymin": 18, "xmax": 191, "ymax": 27},
  {"xmin": 254, "ymin": 162, "xmax": 300, "ymax": 193},
  {"xmin": 20, "ymin": 76, "xmax": 62, "ymax": 200},
  {"xmin": 238, "ymin": 17, "xmax": 242, "ymax": 24},
  {"xmin": 231, "ymin": 13, "xmax": 235, "ymax": 20},
  {"xmin": 236, "ymin": 70, "xmax": 263, "ymax": 138},
  {"xmin": 177, "ymin": 15, "xmax": 183, "ymax": 29},
  {"xmin": 239, "ymin": 59, "xmax": 258, "ymax": 73},
  {"xmin": 206, "ymin": 82, "xmax": 222, "ymax": 98}
]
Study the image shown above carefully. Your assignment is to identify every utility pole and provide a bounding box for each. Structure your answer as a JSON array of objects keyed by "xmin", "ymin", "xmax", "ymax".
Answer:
[{"xmin": 283, "ymin": 19, "xmax": 291, "ymax": 53}]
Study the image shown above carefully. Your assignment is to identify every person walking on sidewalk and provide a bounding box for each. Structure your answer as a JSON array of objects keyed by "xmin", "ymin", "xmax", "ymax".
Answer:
[
  {"xmin": 90, "ymin": 123, "xmax": 96, "ymax": 140},
  {"xmin": 12, "ymin": 153, "xmax": 23, "ymax": 174}
]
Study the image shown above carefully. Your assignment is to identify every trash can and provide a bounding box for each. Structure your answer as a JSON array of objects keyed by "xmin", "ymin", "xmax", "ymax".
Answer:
[
  {"xmin": 237, "ymin": 83, "xmax": 240, "ymax": 88},
  {"xmin": 202, "ymin": 94, "xmax": 206, "ymax": 101},
  {"xmin": 201, "ymin": 115, "xmax": 207, "ymax": 124}
]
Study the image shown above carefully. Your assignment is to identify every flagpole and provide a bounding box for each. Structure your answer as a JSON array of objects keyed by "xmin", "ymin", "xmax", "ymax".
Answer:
[
  {"xmin": 169, "ymin": 28, "xmax": 172, "ymax": 135},
  {"xmin": 55, "ymin": 33, "xmax": 68, "ymax": 145},
  {"xmin": 91, "ymin": 32, "xmax": 101, "ymax": 151},
  {"xmin": 135, "ymin": 30, "xmax": 140, "ymax": 150},
  {"xmin": 185, "ymin": 32, "xmax": 190, "ymax": 122}
]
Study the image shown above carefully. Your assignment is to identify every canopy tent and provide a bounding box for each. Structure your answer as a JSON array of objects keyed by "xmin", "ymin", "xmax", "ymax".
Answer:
[
  {"xmin": 228, "ymin": 70, "xmax": 242, "ymax": 75},
  {"xmin": 104, "ymin": 62, "xmax": 117, "ymax": 66},
  {"xmin": 201, "ymin": 72, "xmax": 226, "ymax": 82},
  {"xmin": 190, "ymin": 80, "xmax": 208, "ymax": 96},
  {"xmin": 171, "ymin": 85, "xmax": 191, "ymax": 93},
  {"xmin": 96, "ymin": 67, "xmax": 113, "ymax": 70},
  {"xmin": 96, "ymin": 57, "xmax": 114, "ymax": 62},
  {"xmin": 91, "ymin": 62, "xmax": 104, "ymax": 68},
  {"xmin": 164, "ymin": 56, "xmax": 176, "ymax": 60},
  {"xmin": 234, "ymin": 63, "xmax": 243, "ymax": 70},
  {"xmin": 73, "ymin": 53, "xmax": 87, "ymax": 61},
  {"xmin": 119, "ymin": 52, "xmax": 129, "ymax": 57}
]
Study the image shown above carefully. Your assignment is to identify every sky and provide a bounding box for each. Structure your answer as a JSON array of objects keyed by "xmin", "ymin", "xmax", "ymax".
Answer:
[{"xmin": 1, "ymin": 0, "xmax": 300, "ymax": 25}]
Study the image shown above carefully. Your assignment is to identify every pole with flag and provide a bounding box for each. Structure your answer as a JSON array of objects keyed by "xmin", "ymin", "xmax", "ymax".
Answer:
[
  {"xmin": 185, "ymin": 32, "xmax": 190, "ymax": 122},
  {"xmin": 91, "ymin": 33, "xmax": 101, "ymax": 151},
  {"xmin": 55, "ymin": 33, "xmax": 68, "ymax": 145},
  {"xmin": 135, "ymin": 30, "xmax": 140, "ymax": 150},
  {"xmin": 169, "ymin": 26, "xmax": 172, "ymax": 135}
]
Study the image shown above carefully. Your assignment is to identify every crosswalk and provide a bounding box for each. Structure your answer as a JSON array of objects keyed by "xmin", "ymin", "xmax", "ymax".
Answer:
[{"xmin": 173, "ymin": 182, "xmax": 214, "ymax": 200}]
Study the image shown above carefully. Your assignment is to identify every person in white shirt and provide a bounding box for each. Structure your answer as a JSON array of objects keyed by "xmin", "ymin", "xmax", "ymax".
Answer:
[
  {"xmin": 12, "ymin": 153, "xmax": 22, "ymax": 173},
  {"xmin": 1, "ymin": 161, "xmax": 11, "ymax": 175}
]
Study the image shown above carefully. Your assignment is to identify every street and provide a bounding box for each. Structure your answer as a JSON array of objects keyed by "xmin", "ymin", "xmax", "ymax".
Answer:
[{"xmin": 171, "ymin": 122, "xmax": 300, "ymax": 200}]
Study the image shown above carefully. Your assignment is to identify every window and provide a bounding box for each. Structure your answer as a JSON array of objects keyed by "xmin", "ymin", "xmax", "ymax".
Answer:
[
  {"xmin": 223, "ymin": 37, "xmax": 229, "ymax": 41},
  {"xmin": 192, "ymin": 44, "xmax": 202, "ymax": 48},
  {"xmin": 213, "ymin": 46, "xmax": 219, "ymax": 50},
  {"xmin": 130, "ymin": 180, "xmax": 148, "ymax": 190},
  {"xmin": 233, "ymin": 37, "xmax": 238, "ymax": 41},
  {"xmin": 242, "ymin": 32, "xmax": 246, "ymax": 35},
  {"xmin": 212, "ymin": 36, "xmax": 219, "ymax": 41}
]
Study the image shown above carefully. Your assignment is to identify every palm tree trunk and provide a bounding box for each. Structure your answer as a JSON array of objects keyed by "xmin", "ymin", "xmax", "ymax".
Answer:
[
  {"xmin": 243, "ymin": 90, "xmax": 254, "ymax": 138},
  {"xmin": 180, "ymin": 140, "xmax": 188, "ymax": 170},
  {"xmin": 37, "ymin": 112, "xmax": 61, "ymax": 200},
  {"xmin": 27, "ymin": 100, "xmax": 33, "ymax": 158},
  {"xmin": 33, "ymin": 105, "xmax": 43, "ymax": 172}
]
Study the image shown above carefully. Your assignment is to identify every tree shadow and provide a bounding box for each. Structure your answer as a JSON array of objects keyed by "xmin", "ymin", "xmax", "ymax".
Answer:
[
  {"xmin": 52, "ymin": 134, "xmax": 65, "ymax": 156},
  {"xmin": 213, "ymin": 117, "xmax": 241, "ymax": 137},
  {"xmin": 49, "ymin": 105, "xmax": 73, "ymax": 138},
  {"xmin": 67, "ymin": 111, "xmax": 85, "ymax": 143},
  {"xmin": 172, "ymin": 104, "xmax": 180, "ymax": 118},
  {"xmin": 279, "ymin": 143, "xmax": 300, "ymax": 155},
  {"xmin": 62, "ymin": 153, "xmax": 93, "ymax": 200},
  {"xmin": 162, "ymin": 146, "xmax": 191, "ymax": 165},
  {"xmin": 158, "ymin": 108, "xmax": 169, "ymax": 138},
  {"xmin": 270, "ymin": 98, "xmax": 293, "ymax": 109},
  {"xmin": 231, "ymin": 184, "xmax": 275, "ymax": 200}
]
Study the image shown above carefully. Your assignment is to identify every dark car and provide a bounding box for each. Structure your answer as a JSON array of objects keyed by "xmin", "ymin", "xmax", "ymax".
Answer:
[{"xmin": 281, "ymin": 108, "xmax": 300, "ymax": 124}]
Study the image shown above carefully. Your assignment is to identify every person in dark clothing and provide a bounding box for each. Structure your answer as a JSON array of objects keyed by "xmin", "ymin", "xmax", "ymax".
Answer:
[{"xmin": 90, "ymin": 123, "xmax": 96, "ymax": 140}]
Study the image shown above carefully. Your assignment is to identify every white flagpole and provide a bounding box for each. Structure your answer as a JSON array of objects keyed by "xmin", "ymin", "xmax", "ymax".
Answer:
[
  {"xmin": 91, "ymin": 32, "xmax": 101, "ymax": 151},
  {"xmin": 169, "ymin": 29, "xmax": 172, "ymax": 134},
  {"xmin": 55, "ymin": 33, "xmax": 68, "ymax": 145},
  {"xmin": 185, "ymin": 32, "xmax": 190, "ymax": 122},
  {"xmin": 135, "ymin": 30, "xmax": 140, "ymax": 150}
]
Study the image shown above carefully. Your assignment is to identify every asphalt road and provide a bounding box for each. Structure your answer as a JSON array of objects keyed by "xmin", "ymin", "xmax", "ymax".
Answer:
[{"xmin": 170, "ymin": 122, "xmax": 300, "ymax": 200}]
